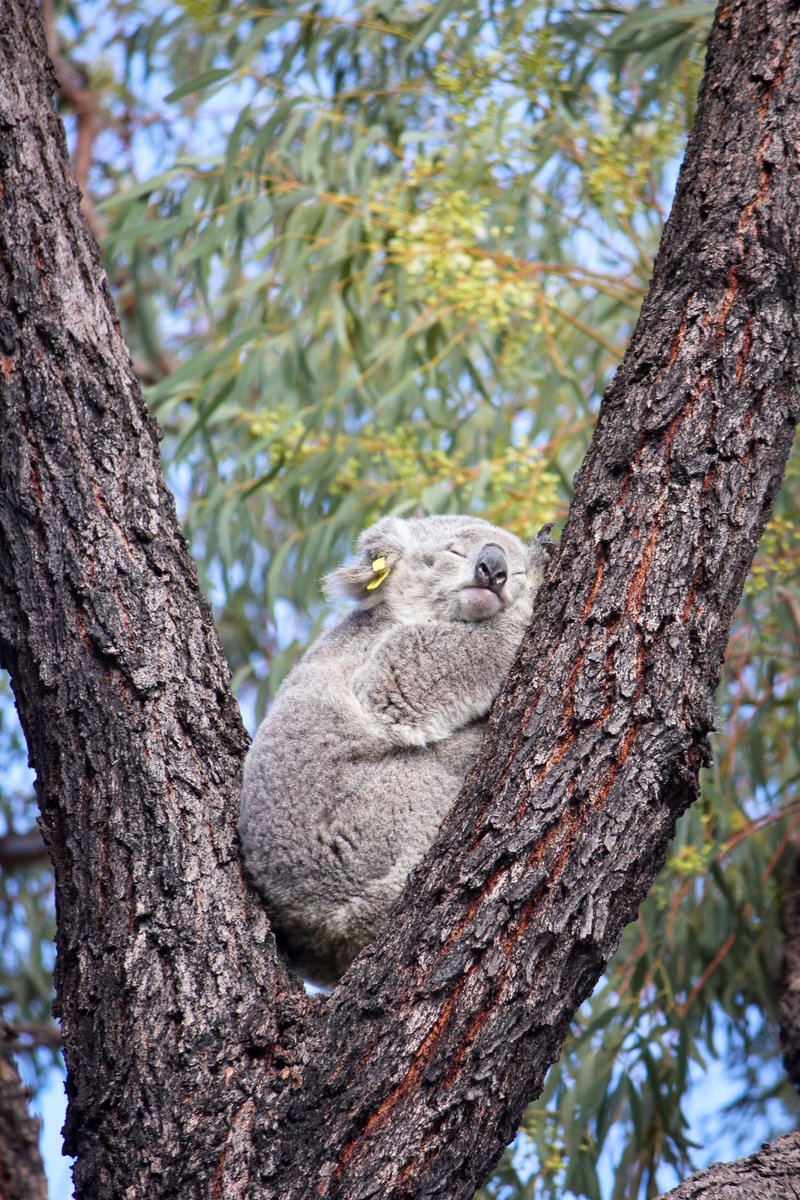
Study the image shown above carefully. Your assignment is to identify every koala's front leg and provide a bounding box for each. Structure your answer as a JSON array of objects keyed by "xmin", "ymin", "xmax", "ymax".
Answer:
[{"xmin": 353, "ymin": 616, "xmax": 525, "ymax": 746}]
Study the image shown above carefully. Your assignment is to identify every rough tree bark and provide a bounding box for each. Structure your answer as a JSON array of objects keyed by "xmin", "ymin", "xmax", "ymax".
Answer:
[
  {"xmin": 0, "ymin": 1, "xmax": 798, "ymax": 1199},
  {"xmin": 661, "ymin": 1135, "xmax": 800, "ymax": 1199},
  {"xmin": 0, "ymin": 1029, "xmax": 47, "ymax": 1200},
  {"xmin": 0, "ymin": 7, "xmax": 308, "ymax": 1198}
]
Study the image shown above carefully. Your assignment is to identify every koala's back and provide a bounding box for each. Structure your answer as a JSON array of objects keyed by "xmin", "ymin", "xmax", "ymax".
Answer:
[{"xmin": 239, "ymin": 608, "xmax": 479, "ymax": 984}]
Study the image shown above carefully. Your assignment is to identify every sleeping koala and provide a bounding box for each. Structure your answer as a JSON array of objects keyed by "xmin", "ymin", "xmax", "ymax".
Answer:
[{"xmin": 238, "ymin": 514, "xmax": 548, "ymax": 985}]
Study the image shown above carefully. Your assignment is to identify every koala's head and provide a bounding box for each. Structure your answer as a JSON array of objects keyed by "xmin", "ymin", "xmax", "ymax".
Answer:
[{"xmin": 325, "ymin": 515, "xmax": 549, "ymax": 625}]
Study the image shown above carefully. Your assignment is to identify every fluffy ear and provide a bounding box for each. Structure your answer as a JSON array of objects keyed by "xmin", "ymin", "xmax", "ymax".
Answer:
[
  {"xmin": 323, "ymin": 517, "xmax": 408, "ymax": 609},
  {"xmin": 527, "ymin": 524, "xmax": 556, "ymax": 584}
]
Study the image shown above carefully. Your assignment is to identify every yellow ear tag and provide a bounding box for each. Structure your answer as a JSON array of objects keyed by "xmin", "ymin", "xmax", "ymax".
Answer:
[{"xmin": 366, "ymin": 556, "xmax": 391, "ymax": 590}]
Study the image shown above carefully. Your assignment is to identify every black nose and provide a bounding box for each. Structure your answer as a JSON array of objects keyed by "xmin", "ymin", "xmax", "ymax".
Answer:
[{"xmin": 474, "ymin": 543, "xmax": 508, "ymax": 594}]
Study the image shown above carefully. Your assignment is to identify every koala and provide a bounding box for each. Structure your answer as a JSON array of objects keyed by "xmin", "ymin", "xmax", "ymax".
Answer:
[{"xmin": 238, "ymin": 514, "xmax": 548, "ymax": 985}]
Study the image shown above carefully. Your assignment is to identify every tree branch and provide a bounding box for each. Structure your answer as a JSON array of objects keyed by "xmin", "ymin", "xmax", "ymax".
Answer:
[
  {"xmin": 0, "ymin": 827, "xmax": 49, "ymax": 869},
  {"xmin": 268, "ymin": 0, "xmax": 800, "ymax": 1192},
  {"xmin": 0, "ymin": 1027, "xmax": 47, "ymax": 1200},
  {"xmin": 0, "ymin": 6, "xmax": 307, "ymax": 1197},
  {"xmin": 5, "ymin": 1021, "xmax": 62, "ymax": 1052},
  {"xmin": 658, "ymin": 1133, "xmax": 800, "ymax": 1199}
]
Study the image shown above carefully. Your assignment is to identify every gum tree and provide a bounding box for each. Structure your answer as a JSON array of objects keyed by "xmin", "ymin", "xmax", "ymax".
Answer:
[{"xmin": 0, "ymin": 0, "xmax": 798, "ymax": 1197}]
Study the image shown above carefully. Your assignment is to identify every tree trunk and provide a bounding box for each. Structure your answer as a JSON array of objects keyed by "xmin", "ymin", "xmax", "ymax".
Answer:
[
  {"xmin": 0, "ymin": 8, "xmax": 306, "ymax": 1198},
  {"xmin": 0, "ymin": 1, "xmax": 798, "ymax": 1199},
  {"xmin": 0, "ymin": 1030, "xmax": 47, "ymax": 1200}
]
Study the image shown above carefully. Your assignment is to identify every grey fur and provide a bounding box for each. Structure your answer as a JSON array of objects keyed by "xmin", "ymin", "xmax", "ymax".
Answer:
[{"xmin": 238, "ymin": 515, "xmax": 548, "ymax": 985}]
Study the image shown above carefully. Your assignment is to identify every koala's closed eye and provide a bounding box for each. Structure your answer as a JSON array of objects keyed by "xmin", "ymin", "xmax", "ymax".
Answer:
[{"xmin": 238, "ymin": 512, "xmax": 547, "ymax": 985}]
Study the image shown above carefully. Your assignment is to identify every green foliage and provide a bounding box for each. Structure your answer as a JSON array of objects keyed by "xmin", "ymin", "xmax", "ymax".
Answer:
[
  {"xmin": 5, "ymin": 0, "xmax": 800, "ymax": 1195},
  {"xmin": 95, "ymin": 0, "xmax": 691, "ymax": 710}
]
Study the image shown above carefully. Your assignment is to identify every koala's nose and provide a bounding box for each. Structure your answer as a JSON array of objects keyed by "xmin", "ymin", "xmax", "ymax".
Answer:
[{"xmin": 474, "ymin": 543, "xmax": 508, "ymax": 594}]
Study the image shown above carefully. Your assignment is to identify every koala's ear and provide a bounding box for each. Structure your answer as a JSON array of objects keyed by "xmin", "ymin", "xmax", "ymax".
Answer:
[
  {"xmin": 527, "ymin": 524, "xmax": 557, "ymax": 582},
  {"xmin": 323, "ymin": 517, "xmax": 407, "ymax": 608},
  {"xmin": 323, "ymin": 560, "xmax": 391, "ymax": 607}
]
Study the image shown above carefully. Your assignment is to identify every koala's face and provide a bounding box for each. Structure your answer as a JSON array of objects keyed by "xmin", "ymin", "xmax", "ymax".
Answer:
[{"xmin": 326, "ymin": 515, "xmax": 541, "ymax": 626}]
